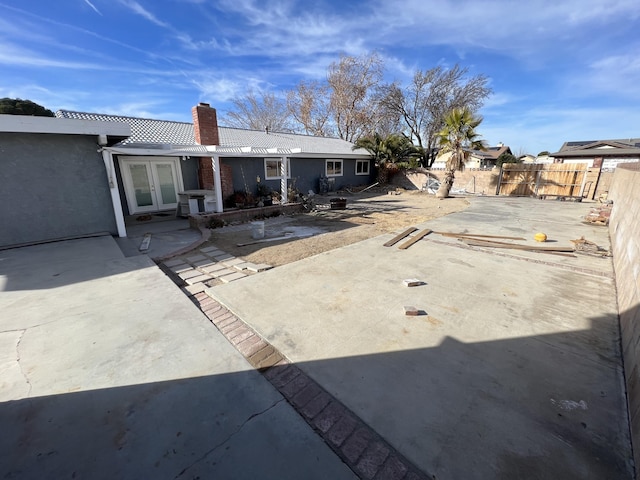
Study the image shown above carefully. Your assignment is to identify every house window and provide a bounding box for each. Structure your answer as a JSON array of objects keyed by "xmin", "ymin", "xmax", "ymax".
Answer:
[
  {"xmin": 326, "ymin": 159, "xmax": 343, "ymax": 177},
  {"xmin": 265, "ymin": 158, "xmax": 290, "ymax": 179},
  {"xmin": 355, "ymin": 159, "xmax": 370, "ymax": 175}
]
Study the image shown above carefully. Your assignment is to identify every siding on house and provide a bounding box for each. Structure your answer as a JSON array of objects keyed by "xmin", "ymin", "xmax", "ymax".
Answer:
[
  {"xmin": 224, "ymin": 156, "xmax": 375, "ymax": 198},
  {"xmin": 0, "ymin": 133, "xmax": 117, "ymax": 247}
]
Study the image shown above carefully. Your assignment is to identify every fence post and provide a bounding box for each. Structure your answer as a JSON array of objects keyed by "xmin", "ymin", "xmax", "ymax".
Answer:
[{"xmin": 534, "ymin": 167, "xmax": 541, "ymax": 197}]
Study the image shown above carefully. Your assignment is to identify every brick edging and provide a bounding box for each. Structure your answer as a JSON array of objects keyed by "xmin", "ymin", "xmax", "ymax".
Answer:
[{"xmin": 191, "ymin": 292, "xmax": 430, "ymax": 480}]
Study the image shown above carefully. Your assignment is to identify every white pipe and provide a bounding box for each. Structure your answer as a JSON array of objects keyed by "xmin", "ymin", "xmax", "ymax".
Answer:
[
  {"xmin": 101, "ymin": 148, "xmax": 127, "ymax": 237},
  {"xmin": 212, "ymin": 155, "xmax": 224, "ymax": 213},
  {"xmin": 280, "ymin": 156, "xmax": 288, "ymax": 203}
]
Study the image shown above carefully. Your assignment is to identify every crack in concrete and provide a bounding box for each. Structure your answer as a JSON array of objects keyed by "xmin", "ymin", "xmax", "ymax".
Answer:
[
  {"xmin": 173, "ymin": 398, "xmax": 285, "ymax": 479},
  {"xmin": 16, "ymin": 329, "xmax": 32, "ymax": 397},
  {"xmin": 1, "ymin": 319, "xmax": 60, "ymax": 334}
]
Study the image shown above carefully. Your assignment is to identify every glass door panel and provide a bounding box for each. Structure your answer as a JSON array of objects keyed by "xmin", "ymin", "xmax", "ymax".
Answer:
[
  {"xmin": 120, "ymin": 157, "xmax": 183, "ymax": 214},
  {"xmin": 128, "ymin": 163, "xmax": 155, "ymax": 209},
  {"xmin": 154, "ymin": 163, "xmax": 178, "ymax": 208}
]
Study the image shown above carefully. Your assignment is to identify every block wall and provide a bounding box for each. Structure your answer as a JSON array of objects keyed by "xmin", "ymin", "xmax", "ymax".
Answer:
[{"xmin": 608, "ymin": 162, "xmax": 640, "ymax": 476}]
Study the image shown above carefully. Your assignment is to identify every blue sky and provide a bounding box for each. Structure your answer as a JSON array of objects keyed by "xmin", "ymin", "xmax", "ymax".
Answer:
[{"xmin": 0, "ymin": 0, "xmax": 638, "ymax": 155}]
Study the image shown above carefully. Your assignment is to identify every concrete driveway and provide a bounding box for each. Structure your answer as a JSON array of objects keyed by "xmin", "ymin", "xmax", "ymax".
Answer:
[
  {"xmin": 209, "ymin": 196, "xmax": 634, "ymax": 479},
  {"xmin": 0, "ymin": 236, "xmax": 355, "ymax": 479}
]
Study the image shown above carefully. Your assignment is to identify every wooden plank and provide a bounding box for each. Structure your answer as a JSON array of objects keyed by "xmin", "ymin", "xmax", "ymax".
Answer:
[
  {"xmin": 383, "ymin": 227, "xmax": 418, "ymax": 247},
  {"xmin": 460, "ymin": 238, "xmax": 575, "ymax": 252},
  {"xmin": 436, "ymin": 232, "xmax": 526, "ymax": 240},
  {"xmin": 398, "ymin": 229, "xmax": 432, "ymax": 250}
]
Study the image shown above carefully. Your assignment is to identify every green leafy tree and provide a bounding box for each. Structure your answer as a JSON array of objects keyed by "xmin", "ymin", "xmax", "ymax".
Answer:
[
  {"xmin": 0, "ymin": 98, "xmax": 54, "ymax": 116},
  {"xmin": 496, "ymin": 152, "xmax": 519, "ymax": 167},
  {"xmin": 353, "ymin": 133, "xmax": 422, "ymax": 183},
  {"xmin": 435, "ymin": 108, "xmax": 486, "ymax": 198}
]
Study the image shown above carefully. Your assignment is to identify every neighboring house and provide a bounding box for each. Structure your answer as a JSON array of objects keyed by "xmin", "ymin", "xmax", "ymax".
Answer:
[
  {"xmin": 534, "ymin": 154, "xmax": 555, "ymax": 164},
  {"xmin": 431, "ymin": 143, "xmax": 512, "ymax": 169},
  {"xmin": 0, "ymin": 114, "xmax": 130, "ymax": 248},
  {"xmin": 519, "ymin": 154, "xmax": 536, "ymax": 163},
  {"xmin": 550, "ymin": 139, "xmax": 640, "ymax": 170},
  {"xmin": 57, "ymin": 103, "xmax": 374, "ymax": 218}
]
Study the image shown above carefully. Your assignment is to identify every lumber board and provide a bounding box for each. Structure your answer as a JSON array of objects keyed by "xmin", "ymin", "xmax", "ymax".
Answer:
[
  {"xmin": 436, "ymin": 232, "xmax": 526, "ymax": 241},
  {"xmin": 398, "ymin": 229, "xmax": 432, "ymax": 250},
  {"xmin": 383, "ymin": 227, "xmax": 418, "ymax": 247},
  {"xmin": 460, "ymin": 238, "xmax": 574, "ymax": 252}
]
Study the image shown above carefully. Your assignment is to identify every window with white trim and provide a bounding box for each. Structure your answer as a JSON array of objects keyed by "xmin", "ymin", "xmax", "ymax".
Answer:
[
  {"xmin": 355, "ymin": 159, "xmax": 370, "ymax": 175},
  {"xmin": 264, "ymin": 158, "xmax": 290, "ymax": 179},
  {"xmin": 326, "ymin": 159, "xmax": 343, "ymax": 177}
]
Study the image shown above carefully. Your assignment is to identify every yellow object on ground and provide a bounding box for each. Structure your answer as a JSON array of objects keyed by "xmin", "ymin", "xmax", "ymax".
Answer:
[{"xmin": 534, "ymin": 232, "xmax": 548, "ymax": 242}]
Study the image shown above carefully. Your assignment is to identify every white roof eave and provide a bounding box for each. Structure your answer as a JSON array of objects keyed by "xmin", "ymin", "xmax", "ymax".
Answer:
[{"xmin": 105, "ymin": 144, "xmax": 372, "ymax": 159}]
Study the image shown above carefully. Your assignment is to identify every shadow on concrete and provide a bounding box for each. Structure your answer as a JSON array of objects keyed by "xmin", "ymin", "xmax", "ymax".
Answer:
[
  {"xmin": 0, "ymin": 370, "xmax": 351, "ymax": 480},
  {"xmin": 2, "ymin": 308, "xmax": 634, "ymax": 479}
]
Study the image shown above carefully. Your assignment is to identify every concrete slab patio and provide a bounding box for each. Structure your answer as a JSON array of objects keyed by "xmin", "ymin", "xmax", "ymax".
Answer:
[
  {"xmin": 208, "ymin": 196, "xmax": 634, "ymax": 479},
  {"xmin": 0, "ymin": 236, "xmax": 356, "ymax": 479}
]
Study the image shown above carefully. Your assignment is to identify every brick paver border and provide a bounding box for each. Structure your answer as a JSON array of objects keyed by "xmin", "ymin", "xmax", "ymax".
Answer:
[{"xmin": 190, "ymin": 292, "xmax": 430, "ymax": 480}]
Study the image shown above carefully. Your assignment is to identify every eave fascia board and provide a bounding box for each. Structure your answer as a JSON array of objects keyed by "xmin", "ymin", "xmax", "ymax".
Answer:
[{"xmin": 0, "ymin": 114, "xmax": 131, "ymax": 137}]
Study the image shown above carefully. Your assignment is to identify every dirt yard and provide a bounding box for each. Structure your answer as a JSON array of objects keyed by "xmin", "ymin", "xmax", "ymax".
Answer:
[{"xmin": 204, "ymin": 190, "xmax": 469, "ymax": 267}]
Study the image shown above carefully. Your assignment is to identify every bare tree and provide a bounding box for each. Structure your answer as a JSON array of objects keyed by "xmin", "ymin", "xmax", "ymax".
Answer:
[
  {"xmin": 327, "ymin": 52, "xmax": 384, "ymax": 142},
  {"xmin": 224, "ymin": 90, "xmax": 293, "ymax": 132},
  {"xmin": 379, "ymin": 65, "xmax": 491, "ymax": 166},
  {"xmin": 286, "ymin": 80, "xmax": 333, "ymax": 136}
]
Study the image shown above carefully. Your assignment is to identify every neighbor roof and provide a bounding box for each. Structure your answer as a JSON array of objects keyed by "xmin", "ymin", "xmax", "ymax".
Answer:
[
  {"xmin": 551, "ymin": 138, "xmax": 640, "ymax": 157},
  {"xmin": 55, "ymin": 110, "xmax": 369, "ymax": 157}
]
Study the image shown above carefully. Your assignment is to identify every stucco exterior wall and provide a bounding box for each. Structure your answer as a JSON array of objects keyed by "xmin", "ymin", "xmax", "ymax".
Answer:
[
  {"xmin": 0, "ymin": 133, "xmax": 117, "ymax": 248},
  {"xmin": 608, "ymin": 162, "xmax": 640, "ymax": 475},
  {"xmin": 397, "ymin": 168, "xmax": 613, "ymax": 199},
  {"xmin": 396, "ymin": 169, "xmax": 500, "ymax": 195}
]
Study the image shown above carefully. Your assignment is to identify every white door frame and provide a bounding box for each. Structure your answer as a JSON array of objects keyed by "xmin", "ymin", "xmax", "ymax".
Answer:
[{"xmin": 119, "ymin": 156, "xmax": 185, "ymax": 215}]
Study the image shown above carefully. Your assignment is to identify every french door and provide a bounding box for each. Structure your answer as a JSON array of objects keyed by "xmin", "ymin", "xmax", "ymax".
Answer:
[{"xmin": 119, "ymin": 157, "xmax": 183, "ymax": 214}]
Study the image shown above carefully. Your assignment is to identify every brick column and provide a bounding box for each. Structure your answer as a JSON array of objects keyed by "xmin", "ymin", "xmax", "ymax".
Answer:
[
  {"xmin": 198, "ymin": 158, "xmax": 215, "ymax": 190},
  {"xmin": 192, "ymin": 102, "xmax": 219, "ymax": 191}
]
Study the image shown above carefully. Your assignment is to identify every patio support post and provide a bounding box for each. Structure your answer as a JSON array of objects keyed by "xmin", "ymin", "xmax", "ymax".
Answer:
[
  {"xmin": 101, "ymin": 148, "xmax": 127, "ymax": 237},
  {"xmin": 212, "ymin": 154, "xmax": 223, "ymax": 213},
  {"xmin": 280, "ymin": 156, "xmax": 288, "ymax": 203}
]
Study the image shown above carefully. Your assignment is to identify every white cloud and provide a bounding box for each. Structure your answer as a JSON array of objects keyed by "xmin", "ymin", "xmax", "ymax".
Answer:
[
  {"xmin": 481, "ymin": 104, "xmax": 640, "ymax": 155},
  {"xmin": 365, "ymin": 0, "xmax": 639, "ymax": 62},
  {"xmin": 190, "ymin": 77, "xmax": 243, "ymax": 103},
  {"xmin": 586, "ymin": 52, "xmax": 640, "ymax": 98},
  {"xmin": 0, "ymin": 42, "xmax": 104, "ymax": 70},
  {"xmin": 84, "ymin": 0, "xmax": 102, "ymax": 16},
  {"xmin": 118, "ymin": 0, "xmax": 169, "ymax": 28},
  {"xmin": 101, "ymin": 101, "xmax": 167, "ymax": 118}
]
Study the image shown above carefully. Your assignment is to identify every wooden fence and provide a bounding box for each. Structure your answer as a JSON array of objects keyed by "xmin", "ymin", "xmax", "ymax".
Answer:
[{"xmin": 497, "ymin": 164, "xmax": 589, "ymax": 197}]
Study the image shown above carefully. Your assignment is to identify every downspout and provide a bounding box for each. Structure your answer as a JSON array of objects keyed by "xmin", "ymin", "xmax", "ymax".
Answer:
[
  {"xmin": 212, "ymin": 154, "xmax": 224, "ymax": 213},
  {"xmin": 100, "ymin": 141, "xmax": 127, "ymax": 237}
]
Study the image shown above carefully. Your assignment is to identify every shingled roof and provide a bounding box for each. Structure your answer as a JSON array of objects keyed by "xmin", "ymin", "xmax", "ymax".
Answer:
[
  {"xmin": 55, "ymin": 110, "xmax": 368, "ymax": 157},
  {"xmin": 551, "ymin": 138, "xmax": 640, "ymax": 157}
]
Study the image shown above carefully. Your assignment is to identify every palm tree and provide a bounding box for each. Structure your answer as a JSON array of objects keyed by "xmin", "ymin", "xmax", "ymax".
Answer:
[
  {"xmin": 353, "ymin": 133, "xmax": 423, "ymax": 184},
  {"xmin": 435, "ymin": 108, "xmax": 486, "ymax": 198}
]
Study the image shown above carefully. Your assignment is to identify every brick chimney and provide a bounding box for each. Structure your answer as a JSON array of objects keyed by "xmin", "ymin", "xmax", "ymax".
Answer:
[
  {"xmin": 191, "ymin": 102, "xmax": 227, "ymax": 193},
  {"xmin": 192, "ymin": 102, "xmax": 219, "ymax": 145}
]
